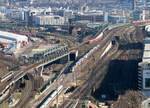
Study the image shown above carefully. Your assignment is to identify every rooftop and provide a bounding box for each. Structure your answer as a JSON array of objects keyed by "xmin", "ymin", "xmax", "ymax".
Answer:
[
  {"xmin": 142, "ymin": 37, "xmax": 150, "ymax": 62},
  {"xmin": 0, "ymin": 31, "xmax": 28, "ymax": 42}
]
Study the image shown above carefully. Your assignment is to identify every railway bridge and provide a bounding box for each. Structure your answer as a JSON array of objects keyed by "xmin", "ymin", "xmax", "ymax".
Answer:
[
  {"xmin": 0, "ymin": 22, "xmax": 132, "ymax": 103},
  {"xmin": 0, "ymin": 45, "xmax": 78, "ymax": 100}
]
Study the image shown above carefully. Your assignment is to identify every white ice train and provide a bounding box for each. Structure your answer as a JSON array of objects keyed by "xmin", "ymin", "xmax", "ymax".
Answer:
[
  {"xmin": 39, "ymin": 85, "xmax": 63, "ymax": 108},
  {"xmin": 69, "ymin": 42, "xmax": 112, "ymax": 74},
  {"xmin": 70, "ymin": 44, "xmax": 100, "ymax": 72},
  {"xmin": 100, "ymin": 42, "xmax": 112, "ymax": 58},
  {"xmin": 70, "ymin": 42, "xmax": 112, "ymax": 73}
]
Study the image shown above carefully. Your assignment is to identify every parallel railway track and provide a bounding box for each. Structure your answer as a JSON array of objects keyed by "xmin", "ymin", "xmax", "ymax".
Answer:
[
  {"xmin": 60, "ymin": 24, "xmax": 142, "ymax": 108},
  {"xmin": 1, "ymin": 23, "xmax": 140, "ymax": 107}
]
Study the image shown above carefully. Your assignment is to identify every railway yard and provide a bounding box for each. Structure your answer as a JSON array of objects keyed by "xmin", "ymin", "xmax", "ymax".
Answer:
[
  {"xmin": 58, "ymin": 24, "xmax": 145, "ymax": 108},
  {"xmin": 0, "ymin": 22, "xmax": 148, "ymax": 108}
]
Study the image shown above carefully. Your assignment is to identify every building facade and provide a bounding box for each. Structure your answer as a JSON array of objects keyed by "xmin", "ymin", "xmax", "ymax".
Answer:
[
  {"xmin": 34, "ymin": 15, "xmax": 65, "ymax": 25},
  {"xmin": 139, "ymin": 37, "xmax": 150, "ymax": 96}
]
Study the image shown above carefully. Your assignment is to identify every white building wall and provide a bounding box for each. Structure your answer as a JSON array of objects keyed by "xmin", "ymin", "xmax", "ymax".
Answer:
[
  {"xmin": 19, "ymin": 11, "xmax": 25, "ymax": 20},
  {"xmin": 34, "ymin": 15, "xmax": 65, "ymax": 25},
  {"xmin": 0, "ymin": 31, "xmax": 28, "ymax": 43}
]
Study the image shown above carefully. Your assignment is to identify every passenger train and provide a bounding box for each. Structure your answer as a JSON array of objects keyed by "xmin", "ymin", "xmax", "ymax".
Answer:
[
  {"xmin": 88, "ymin": 32, "xmax": 103, "ymax": 44},
  {"xmin": 38, "ymin": 85, "xmax": 63, "ymax": 108}
]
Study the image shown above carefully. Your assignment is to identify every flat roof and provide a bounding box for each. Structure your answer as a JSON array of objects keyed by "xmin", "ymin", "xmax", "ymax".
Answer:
[
  {"xmin": 145, "ymin": 37, "xmax": 150, "ymax": 43},
  {"xmin": 0, "ymin": 31, "xmax": 28, "ymax": 42},
  {"xmin": 145, "ymin": 44, "xmax": 150, "ymax": 51},
  {"xmin": 143, "ymin": 51, "xmax": 150, "ymax": 62},
  {"xmin": 142, "ymin": 38, "xmax": 150, "ymax": 62}
]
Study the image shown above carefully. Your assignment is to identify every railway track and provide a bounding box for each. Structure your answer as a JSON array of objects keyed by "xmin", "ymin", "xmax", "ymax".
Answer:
[
  {"xmin": 61, "ymin": 44, "xmax": 123, "ymax": 108},
  {"xmin": 59, "ymin": 26, "xmax": 130, "ymax": 107},
  {"xmin": 31, "ymin": 25, "xmax": 125, "ymax": 108},
  {"xmin": 25, "ymin": 25, "xmax": 142, "ymax": 107},
  {"xmin": 14, "ymin": 74, "xmax": 34, "ymax": 108},
  {"xmin": 0, "ymin": 24, "xmax": 137, "ymax": 107},
  {"xmin": 0, "ymin": 24, "xmax": 128, "ymax": 90},
  {"xmin": 60, "ymin": 24, "xmax": 141, "ymax": 108},
  {"xmin": 91, "ymin": 25, "xmax": 144, "ymax": 103}
]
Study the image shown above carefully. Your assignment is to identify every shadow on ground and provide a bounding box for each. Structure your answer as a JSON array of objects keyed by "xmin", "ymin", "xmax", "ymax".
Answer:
[
  {"xmin": 92, "ymin": 59, "xmax": 140, "ymax": 101},
  {"xmin": 118, "ymin": 42, "xmax": 143, "ymax": 50}
]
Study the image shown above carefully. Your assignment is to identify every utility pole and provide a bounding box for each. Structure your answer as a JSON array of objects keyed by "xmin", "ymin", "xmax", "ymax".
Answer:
[
  {"xmin": 62, "ymin": 92, "xmax": 65, "ymax": 108},
  {"xmin": 56, "ymin": 78, "xmax": 59, "ymax": 108},
  {"xmin": 75, "ymin": 70, "xmax": 78, "ymax": 87}
]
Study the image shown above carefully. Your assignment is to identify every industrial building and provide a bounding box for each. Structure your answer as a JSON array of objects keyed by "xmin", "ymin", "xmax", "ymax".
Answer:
[
  {"xmin": 139, "ymin": 37, "xmax": 150, "ymax": 96},
  {"xmin": 0, "ymin": 31, "xmax": 28, "ymax": 50},
  {"xmin": 34, "ymin": 15, "xmax": 65, "ymax": 25},
  {"xmin": 75, "ymin": 11, "xmax": 104, "ymax": 22},
  {"xmin": 64, "ymin": 10, "xmax": 74, "ymax": 22},
  {"xmin": 19, "ymin": 7, "xmax": 52, "ymax": 21}
]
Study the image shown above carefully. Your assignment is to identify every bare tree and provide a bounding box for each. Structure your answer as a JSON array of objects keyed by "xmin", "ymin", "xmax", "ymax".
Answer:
[{"xmin": 113, "ymin": 90, "xmax": 142, "ymax": 108}]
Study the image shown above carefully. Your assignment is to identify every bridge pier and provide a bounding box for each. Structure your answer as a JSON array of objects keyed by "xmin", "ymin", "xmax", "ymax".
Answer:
[
  {"xmin": 34, "ymin": 66, "xmax": 44, "ymax": 76},
  {"xmin": 40, "ymin": 66, "xmax": 44, "ymax": 76},
  {"xmin": 21, "ymin": 78, "xmax": 25, "ymax": 84},
  {"xmin": 68, "ymin": 54, "xmax": 70, "ymax": 62}
]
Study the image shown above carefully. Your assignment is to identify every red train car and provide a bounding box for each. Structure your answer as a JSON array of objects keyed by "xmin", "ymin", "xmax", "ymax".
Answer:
[
  {"xmin": 88, "ymin": 32, "xmax": 103, "ymax": 44},
  {"xmin": 132, "ymin": 19, "xmax": 150, "ymax": 24}
]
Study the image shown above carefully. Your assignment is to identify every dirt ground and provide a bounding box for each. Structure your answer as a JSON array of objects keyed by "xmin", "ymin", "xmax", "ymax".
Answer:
[{"xmin": 0, "ymin": 62, "xmax": 9, "ymax": 77}]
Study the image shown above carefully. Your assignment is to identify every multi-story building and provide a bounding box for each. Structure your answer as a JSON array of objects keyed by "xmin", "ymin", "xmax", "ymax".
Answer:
[
  {"xmin": 139, "ymin": 37, "xmax": 150, "ymax": 96},
  {"xmin": 104, "ymin": 11, "xmax": 108, "ymax": 22},
  {"xmin": 18, "ymin": 7, "xmax": 52, "ymax": 25},
  {"xmin": 34, "ymin": 15, "xmax": 65, "ymax": 25},
  {"xmin": 142, "ymin": 9, "xmax": 150, "ymax": 19},
  {"xmin": 0, "ymin": 12, "xmax": 5, "ymax": 20},
  {"xmin": 75, "ymin": 11, "xmax": 104, "ymax": 22},
  {"xmin": 64, "ymin": 10, "xmax": 74, "ymax": 19}
]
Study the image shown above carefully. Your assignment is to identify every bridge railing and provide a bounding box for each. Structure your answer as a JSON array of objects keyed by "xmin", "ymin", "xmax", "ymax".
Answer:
[{"xmin": 30, "ymin": 45, "xmax": 69, "ymax": 64}]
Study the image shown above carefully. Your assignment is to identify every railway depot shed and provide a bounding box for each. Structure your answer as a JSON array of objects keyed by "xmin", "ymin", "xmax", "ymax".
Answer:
[{"xmin": 0, "ymin": 30, "xmax": 28, "ymax": 49}]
